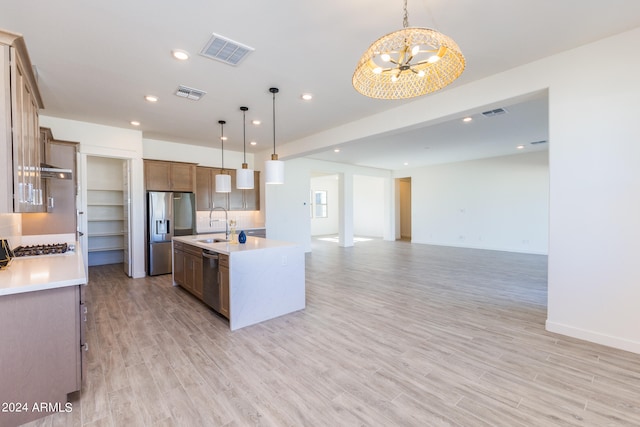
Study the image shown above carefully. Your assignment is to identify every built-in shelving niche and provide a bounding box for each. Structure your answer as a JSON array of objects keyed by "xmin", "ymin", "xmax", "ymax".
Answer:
[{"xmin": 86, "ymin": 157, "xmax": 128, "ymax": 267}]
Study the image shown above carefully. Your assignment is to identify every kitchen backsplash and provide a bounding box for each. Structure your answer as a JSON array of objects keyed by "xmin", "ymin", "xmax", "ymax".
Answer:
[
  {"xmin": 0, "ymin": 213, "xmax": 22, "ymax": 248},
  {"xmin": 196, "ymin": 210, "xmax": 264, "ymax": 234}
]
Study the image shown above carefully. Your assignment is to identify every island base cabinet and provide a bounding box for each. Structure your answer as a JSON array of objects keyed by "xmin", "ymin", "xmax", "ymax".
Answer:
[
  {"xmin": 0, "ymin": 285, "xmax": 83, "ymax": 427},
  {"xmin": 173, "ymin": 241, "xmax": 203, "ymax": 300},
  {"xmin": 219, "ymin": 254, "xmax": 230, "ymax": 319}
]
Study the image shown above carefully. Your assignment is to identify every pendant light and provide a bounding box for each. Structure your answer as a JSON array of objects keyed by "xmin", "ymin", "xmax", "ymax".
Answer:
[
  {"xmin": 236, "ymin": 106, "xmax": 254, "ymax": 189},
  {"xmin": 215, "ymin": 120, "xmax": 231, "ymax": 193},
  {"xmin": 352, "ymin": 0, "xmax": 465, "ymax": 99},
  {"xmin": 264, "ymin": 87, "xmax": 284, "ymax": 185}
]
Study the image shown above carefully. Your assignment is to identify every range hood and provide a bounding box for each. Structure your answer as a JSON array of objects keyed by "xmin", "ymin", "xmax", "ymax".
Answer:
[{"xmin": 41, "ymin": 163, "xmax": 73, "ymax": 180}]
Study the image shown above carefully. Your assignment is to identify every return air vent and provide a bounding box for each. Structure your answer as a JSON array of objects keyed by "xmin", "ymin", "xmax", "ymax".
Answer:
[
  {"xmin": 482, "ymin": 107, "xmax": 508, "ymax": 117},
  {"xmin": 175, "ymin": 85, "xmax": 206, "ymax": 101},
  {"xmin": 200, "ymin": 33, "xmax": 254, "ymax": 66},
  {"xmin": 530, "ymin": 140, "xmax": 548, "ymax": 145}
]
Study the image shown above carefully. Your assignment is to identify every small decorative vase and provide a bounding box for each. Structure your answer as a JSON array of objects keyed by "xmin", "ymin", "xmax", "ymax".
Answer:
[{"xmin": 238, "ymin": 230, "xmax": 247, "ymax": 244}]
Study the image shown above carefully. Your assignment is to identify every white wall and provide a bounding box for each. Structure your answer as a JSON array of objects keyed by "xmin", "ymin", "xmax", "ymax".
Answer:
[
  {"xmin": 353, "ymin": 175, "xmax": 385, "ymax": 238},
  {"xmin": 39, "ymin": 116, "xmax": 146, "ymax": 278},
  {"xmin": 142, "ymin": 138, "xmax": 254, "ymax": 170},
  {"xmin": 272, "ymin": 28, "xmax": 640, "ymax": 353},
  {"xmin": 265, "ymin": 158, "xmax": 393, "ymax": 252},
  {"xmin": 310, "ymin": 175, "xmax": 339, "ymax": 236},
  {"xmin": 544, "ymin": 29, "xmax": 640, "ymax": 353},
  {"xmin": 264, "ymin": 158, "xmax": 312, "ymax": 251},
  {"xmin": 408, "ymin": 151, "xmax": 549, "ymax": 254}
]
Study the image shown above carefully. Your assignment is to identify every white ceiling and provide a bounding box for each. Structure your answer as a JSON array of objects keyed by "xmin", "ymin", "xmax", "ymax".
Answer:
[{"xmin": 2, "ymin": 1, "xmax": 640, "ymax": 170}]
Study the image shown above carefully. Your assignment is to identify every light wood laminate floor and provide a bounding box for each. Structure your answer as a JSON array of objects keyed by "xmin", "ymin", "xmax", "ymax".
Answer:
[{"xmin": 24, "ymin": 239, "xmax": 640, "ymax": 426}]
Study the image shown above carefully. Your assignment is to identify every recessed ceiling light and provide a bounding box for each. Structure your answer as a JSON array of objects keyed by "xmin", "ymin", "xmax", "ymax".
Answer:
[
  {"xmin": 517, "ymin": 145, "xmax": 525, "ymax": 149},
  {"xmin": 463, "ymin": 117, "xmax": 473, "ymax": 122},
  {"xmin": 334, "ymin": 149, "xmax": 340, "ymax": 153},
  {"xmin": 404, "ymin": 162, "xmax": 409, "ymax": 166},
  {"xmin": 220, "ymin": 136, "xmax": 228, "ymax": 141},
  {"xmin": 301, "ymin": 93, "xmax": 313, "ymax": 101},
  {"xmin": 252, "ymin": 120, "xmax": 261, "ymax": 125},
  {"xmin": 171, "ymin": 49, "xmax": 190, "ymax": 60},
  {"xmin": 145, "ymin": 95, "xmax": 158, "ymax": 103},
  {"xmin": 250, "ymin": 141, "xmax": 257, "ymax": 146},
  {"xmin": 130, "ymin": 121, "xmax": 140, "ymax": 126}
]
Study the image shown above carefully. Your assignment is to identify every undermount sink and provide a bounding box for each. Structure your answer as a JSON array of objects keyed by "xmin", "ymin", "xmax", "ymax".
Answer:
[{"xmin": 197, "ymin": 238, "xmax": 228, "ymax": 243}]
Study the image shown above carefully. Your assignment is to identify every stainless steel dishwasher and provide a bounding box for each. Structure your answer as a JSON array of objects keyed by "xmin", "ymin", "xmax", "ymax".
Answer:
[{"xmin": 202, "ymin": 250, "xmax": 221, "ymax": 312}]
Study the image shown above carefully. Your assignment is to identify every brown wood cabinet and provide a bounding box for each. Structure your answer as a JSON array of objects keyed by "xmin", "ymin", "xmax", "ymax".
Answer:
[
  {"xmin": 229, "ymin": 171, "xmax": 260, "ymax": 210},
  {"xmin": 219, "ymin": 253, "xmax": 230, "ymax": 318},
  {"xmin": 196, "ymin": 166, "xmax": 213, "ymax": 210},
  {"xmin": 196, "ymin": 166, "xmax": 259, "ymax": 211},
  {"xmin": 172, "ymin": 241, "xmax": 203, "ymax": 299},
  {"xmin": 0, "ymin": 285, "xmax": 85, "ymax": 426},
  {"xmin": 144, "ymin": 159, "xmax": 196, "ymax": 192},
  {"xmin": 0, "ymin": 30, "xmax": 45, "ymax": 213},
  {"xmin": 196, "ymin": 166, "xmax": 233, "ymax": 210},
  {"xmin": 173, "ymin": 242, "xmax": 186, "ymax": 287}
]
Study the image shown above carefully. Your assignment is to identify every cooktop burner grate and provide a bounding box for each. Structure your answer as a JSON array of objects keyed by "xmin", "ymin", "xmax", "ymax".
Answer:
[{"xmin": 13, "ymin": 243, "xmax": 69, "ymax": 257}]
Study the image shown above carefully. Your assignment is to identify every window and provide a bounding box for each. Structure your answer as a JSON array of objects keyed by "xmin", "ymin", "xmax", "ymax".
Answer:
[{"xmin": 313, "ymin": 190, "xmax": 328, "ymax": 218}]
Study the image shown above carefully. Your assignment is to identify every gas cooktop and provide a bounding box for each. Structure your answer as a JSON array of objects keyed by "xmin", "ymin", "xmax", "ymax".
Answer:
[{"xmin": 12, "ymin": 243, "xmax": 69, "ymax": 257}]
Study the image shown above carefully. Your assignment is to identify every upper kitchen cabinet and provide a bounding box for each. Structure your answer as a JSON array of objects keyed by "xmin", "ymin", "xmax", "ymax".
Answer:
[
  {"xmin": 0, "ymin": 29, "xmax": 45, "ymax": 213},
  {"xmin": 144, "ymin": 159, "xmax": 196, "ymax": 192},
  {"xmin": 196, "ymin": 166, "xmax": 234, "ymax": 210},
  {"xmin": 229, "ymin": 171, "xmax": 260, "ymax": 211},
  {"xmin": 196, "ymin": 167, "xmax": 259, "ymax": 211}
]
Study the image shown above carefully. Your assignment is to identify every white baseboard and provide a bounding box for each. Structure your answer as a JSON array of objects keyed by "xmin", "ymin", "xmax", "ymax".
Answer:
[{"xmin": 546, "ymin": 320, "xmax": 640, "ymax": 355}]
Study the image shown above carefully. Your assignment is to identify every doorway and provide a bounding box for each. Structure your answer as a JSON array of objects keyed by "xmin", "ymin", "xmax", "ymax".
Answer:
[
  {"xmin": 399, "ymin": 177, "xmax": 411, "ymax": 241},
  {"xmin": 83, "ymin": 156, "xmax": 132, "ymax": 276}
]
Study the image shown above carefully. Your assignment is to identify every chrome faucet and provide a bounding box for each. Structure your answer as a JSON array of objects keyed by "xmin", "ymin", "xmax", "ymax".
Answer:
[{"xmin": 209, "ymin": 206, "xmax": 229, "ymax": 239}]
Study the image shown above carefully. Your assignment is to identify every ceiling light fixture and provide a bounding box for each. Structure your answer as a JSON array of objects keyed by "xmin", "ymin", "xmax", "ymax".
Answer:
[
  {"xmin": 265, "ymin": 88, "xmax": 284, "ymax": 185},
  {"xmin": 301, "ymin": 93, "xmax": 313, "ymax": 101},
  {"xmin": 250, "ymin": 141, "xmax": 257, "ymax": 146},
  {"xmin": 130, "ymin": 121, "xmax": 140, "ymax": 126},
  {"xmin": 145, "ymin": 95, "xmax": 158, "ymax": 102},
  {"xmin": 352, "ymin": 0, "xmax": 465, "ymax": 99},
  {"xmin": 517, "ymin": 145, "xmax": 525, "ymax": 150},
  {"xmin": 172, "ymin": 49, "xmax": 190, "ymax": 60},
  {"xmin": 252, "ymin": 120, "xmax": 261, "ymax": 125},
  {"xmin": 462, "ymin": 117, "xmax": 473, "ymax": 122},
  {"xmin": 236, "ymin": 106, "xmax": 254, "ymax": 190},
  {"xmin": 334, "ymin": 149, "xmax": 340, "ymax": 153},
  {"xmin": 215, "ymin": 120, "xmax": 231, "ymax": 193}
]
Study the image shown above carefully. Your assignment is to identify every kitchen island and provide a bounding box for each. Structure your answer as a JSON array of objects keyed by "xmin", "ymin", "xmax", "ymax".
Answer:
[
  {"xmin": 172, "ymin": 234, "xmax": 305, "ymax": 331},
  {"xmin": 0, "ymin": 247, "xmax": 87, "ymax": 427}
]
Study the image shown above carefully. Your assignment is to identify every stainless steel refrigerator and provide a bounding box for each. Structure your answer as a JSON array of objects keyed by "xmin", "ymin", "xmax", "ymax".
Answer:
[{"xmin": 147, "ymin": 191, "xmax": 195, "ymax": 276}]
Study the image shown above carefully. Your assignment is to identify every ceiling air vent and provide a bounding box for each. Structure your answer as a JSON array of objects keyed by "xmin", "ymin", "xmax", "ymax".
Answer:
[
  {"xmin": 530, "ymin": 140, "xmax": 548, "ymax": 145},
  {"xmin": 482, "ymin": 107, "xmax": 508, "ymax": 117},
  {"xmin": 175, "ymin": 85, "xmax": 206, "ymax": 101},
  {"xmin": 200, "ymin": 33, "xmax": 254, "ymax": 66}
]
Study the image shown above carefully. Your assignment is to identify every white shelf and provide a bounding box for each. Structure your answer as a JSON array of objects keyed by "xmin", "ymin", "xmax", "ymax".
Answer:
[
  {"xmin": 88, "ymin": 246, "xmax": 124, "ymax": 253},
  {"xmin": 88, "ymin": 232, "xmax": 124, "ymax": 237}
]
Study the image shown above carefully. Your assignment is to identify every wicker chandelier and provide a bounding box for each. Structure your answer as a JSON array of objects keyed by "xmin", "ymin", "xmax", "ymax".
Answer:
[{"xmin": 353, "ymin": 0, "xmax": 465, "ymax": 99}]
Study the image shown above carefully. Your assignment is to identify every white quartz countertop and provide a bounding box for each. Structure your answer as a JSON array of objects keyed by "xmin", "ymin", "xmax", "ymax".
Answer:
[
  {"xmin": 173, "ymin": 233, "xmax": 297, "ymax": 255},
  {"xmin": 0, "ymin": 248, "xmax": 87, "ymax": 296}
]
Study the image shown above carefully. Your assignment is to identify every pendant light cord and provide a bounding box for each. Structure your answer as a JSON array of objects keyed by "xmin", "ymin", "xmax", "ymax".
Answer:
[
  {"xmin": 218, "ymin": 120, "xmax": 226, "ymax": 171},
  {"xmin": 403, "ymin": 0, "xmax": 409, "ymax": 28},
  {"xmin": 272, "ymin": 90, "xmax": 276, "ymax": 156},
  {"xmin": 242, "ymin": 109, "xmax": 247, "ymax": 163}
]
